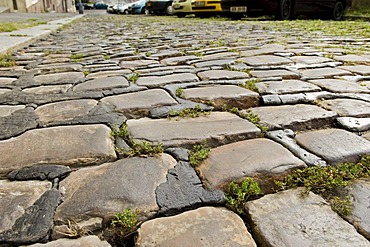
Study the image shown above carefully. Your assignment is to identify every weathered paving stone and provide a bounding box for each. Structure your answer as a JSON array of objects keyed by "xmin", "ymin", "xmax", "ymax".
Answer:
[
  {"xmin": 136, "ymin": 65, "xmax": 195, "ymax": 76},
  {"xmin": 197, "ymin": 70, "xmax": 249, "ymax": 80},
  {"xmin": 337, "ymin": 178, "xmax": 370, "ymax": 240},
  {"xmin": 161, "ymin": 55, "xmax": 199, "ymax": 66},
  {"xmin": 250, "ymin": 104, "xmax": 337, "ymax": 131},
  {"xmin": 337, "ymin": 117, "xmax": 370, "ymax": 132},
  {"xmin": 164, "ymin": 147, "xmax": 190, "ymax": 162},
  {"xmin": 33, "ymin": 72, "xmax": 84, "ymax": 85},
  {"xmin": 193, "ymin": 59, "xmax": 234, "ymax": 68},
  {"xmin": 35, "ymin": 99, "xmax": 98, "ymax": 126},
  {"xmin": 182, "ymin": 85, "xmax": 259, "ymax": 110},
  {"xmin": 0, "ymin": 124, "xmax": 116, "ymax": 177},
  {"xmin": 137, "ymin": 73, "xmax": 199, "ymax": 87},
  {"xmin": 364, "ymin": 132, "xmax": 370, "ymax": 141},
  {"xmin": 0, "ymin": 105, "xmax": 25, "ymax": 116},
  {"xmin": 291, "ymin": 56, "xmax": 333, "ymax": 65},
  {"xmin": 0, "ymin": 77, "xmax": 17, "ymax": 85},
  {"xmin": 339, "ymin": 65, "xmax": 370, "ymax": 76},
  {"xmin": 151, "ymin": 49, "xmax": 183, "ymax": 60},
  {"xmin": 101, "ymin": 89, "xmax": 177, "ymax": 118},
  {"xmin": 334, "ymin": 54, "xmax": 370, "ymax": 63},
  {"xmin": 319, "ymin": 99, "xmax": 370, "ymax": 117},
  {"xmin": 0, "ymin": 188, "xmax": 62, "ymax": 245},
  {"xmin": 119, "ymin": 59, "xmax": 159, "ymax": 69},
  {"xmin": 7, "ymin": 165, "xmax": 71, "ymax": 181},
  {"xmin": 127, "ymin": 112, "xmax": 261, "ymax": 148},
  {"xmin": 266, "ymin": 129, "xmax": 327, "ymax": 167},
  {"xmin": 73, "ymin": 76, "xmax": 129, "ymax": 91},
  {"xmin": 0, "ymin": 89, "xmax": 11, "ymax": 95},
  {"xmin": 301, "ymin": 67, "xmax": 352, "ymax": 79},
  {"xmin": 34, "ymin": 64, "xmax": 83, "ymax": 75},
  {"xmin": 308, "ymin": 79, "xmax": 369, "ymax": 93},
  {"xmin": 27, "ymin": 235, "xmax": 111, "ymax": 247},
  {"xmin": 240, "ymin": 55, "xmax": 292, "ymax": 67},
  {"xmin": 0, "ymin": 180, "xmax": 51, "ymax": 233},
  {"xmin": 85, "ymin": 69, "xmax": 132, "ymax": 78},
  {"xmin": 200, "ymin": 52, "xmax": 239, "ymax": 61},
  {"xmin": 256, "ymin": 80, "xmax": 321, "ymax": 94},
  {"xmin": 245, "ymin": 188, "xmax": 370, "ymax": 247},
  {"xmin": 197, "ymin": 138, "xmax": 306, "ymax": 190},
  {"xmin": 22, "ymin": 85, "xmax": 72, "ymax": 94},
  {"xmin": 241, "ymin": 44, "xmax": 286, "ymax": 57},
  {"xmin": 53, "ymin": 154, "xmax": 176, "ymax": 234},
  {"xmin": 296, "ymin": 128, "xmax": 370, "ymax": 165},
  {"xmin": 156, "ymin": 161, "xmax": 225, "ymax": 215},
  {"xmin": 149, "ymin": 100, "xmax": 213, "ymax": 118},
  {"xmin": 136, "ymin": 207, "xmax": 257, "ymax": 247},
  {"xmin": 251, "ymin": 69, "xmax": 299, "ymax": 79},
  {"xmin": 0, "ymin": 106, "xmax": 38, "ymax": 140}
]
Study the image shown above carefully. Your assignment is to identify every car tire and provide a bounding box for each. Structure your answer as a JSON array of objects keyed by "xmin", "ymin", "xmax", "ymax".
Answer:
[
  {"xmin": 141, "ymin": 7, "xmax": 147, "ymax": 14},
  {"xmin": 164, "ymin": 3, "xmax": 174, "ymax": 15},
  {"xmin": 276, "ymin": 0, "xmax": 293, "ymax": 20},
  {"xmin": 332, "ymin": 1, "xmax": 344, "ymax": 21},
  {"xmin": 144, "ymin": 8, "xmax": 151, "ymax": 15},
  {"xmin": 124, "ymin": 9, "xmax": 129, "ymax": 14}
]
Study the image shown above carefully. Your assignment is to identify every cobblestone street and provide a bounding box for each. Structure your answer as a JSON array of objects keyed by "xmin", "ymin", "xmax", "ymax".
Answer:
[{"xmin": 0, "ymin": 12, "xmax": 370, "ymax": 246}]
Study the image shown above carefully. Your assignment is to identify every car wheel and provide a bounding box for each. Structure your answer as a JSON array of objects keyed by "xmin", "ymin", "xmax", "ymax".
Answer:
[
  {"xmin": 164, "ymin": 3, "xmax": 174, "ymax": 15},
  {"xmin": 276, "ymin": 0, "xmax": 292, "ymax": 20},
  {"xmin": 144, "ymin": 8, "xmax": 151, "ymax": 15},
  {"xmin": 124, "ymin": 9, "xmax": 129, "ymax": 14},
  {"xmin": 141, "ymin": 7, "xmax": 147, "ymax": 14},
  {"xmin": 332, "ymin": 1, "xmax": 344, "ymax": 21}
]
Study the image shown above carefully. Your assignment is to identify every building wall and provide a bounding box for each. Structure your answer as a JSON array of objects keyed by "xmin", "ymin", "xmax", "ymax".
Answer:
[{"xmin": 0, "ymin": 0, "xmax": 76, "ymax": 12}]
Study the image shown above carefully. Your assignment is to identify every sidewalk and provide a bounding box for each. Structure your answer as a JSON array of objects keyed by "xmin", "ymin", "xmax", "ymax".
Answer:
[{"xmin": 0, "ymin": 13, "xmax": 84, "ymax": 55}]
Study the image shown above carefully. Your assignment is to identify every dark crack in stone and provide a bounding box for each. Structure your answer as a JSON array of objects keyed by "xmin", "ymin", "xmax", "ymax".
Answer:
[
  {"xmin": 7, "ymin": 165, "xmax": 71, "ymax": 181},
  {"xmin": 156, "ymin": 161, "xmax": 225, "ymax": 216},
  {"xmin": 0, "ymin": 106, "xmax": 38, "ymax": 140},
  {"xmin": 0, "ymin": 189, "xmax": 62, "ymax": 245},
  {"xmin": 165, "ymin": 147, "xmax": 190, "ymax": 162}
]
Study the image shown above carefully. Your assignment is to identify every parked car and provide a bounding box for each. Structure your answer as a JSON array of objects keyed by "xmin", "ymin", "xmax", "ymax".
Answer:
[
  {"xmin": 75, "ymin": 2, "xmax": 94, "ymax": 10},
  {"xmin": 191, "ymin": 0, "xmax": 222, "ymax": 17},
  {"xmin": 107, "ymin": 3, "xmax": 130, "ymax": 13},
  {"xmin": 129, "ymin": 0, "xmax": 147, "ymax": 13},
  {"xmin": 172, "ymin": 0, "xmax": 193, "ymax": 17},
  {"xmin": 146, "ymin": 0, "xmax": 174, "ymax": 15},
  {"xmin": 94, "ymin": 1, "xmax": 108, "ymax": 9},
  {"xmin": 221, "ymin": 0, "xmax": 352, "ymax": 20}
]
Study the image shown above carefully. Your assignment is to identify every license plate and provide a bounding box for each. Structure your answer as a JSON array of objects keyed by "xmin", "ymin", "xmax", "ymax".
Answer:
[
  {"xmin": 146, "ymin": 2, "xmax": 151, "ymax": 6},
  {"xmin": 195, "ymin": 1, "xmax": 205, "ymax": 6},
  {"xmin": 230, "ymin": 6, "xmax": 247, "ymax": 12}
]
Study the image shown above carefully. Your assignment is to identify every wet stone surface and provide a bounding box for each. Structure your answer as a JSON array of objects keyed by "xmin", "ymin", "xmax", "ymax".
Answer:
[{"xmin": 1, "ymin": 13, "xmax": 370, "ymax": 246}]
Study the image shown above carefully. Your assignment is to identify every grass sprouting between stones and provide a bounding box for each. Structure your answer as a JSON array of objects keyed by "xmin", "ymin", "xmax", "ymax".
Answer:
[
  {"xmin": 167, "ymin": 105, "xmax": 211, "ymax": 119},
  {"xmin": 111, "ymin": 123, "xmax": 163, "ymax": 158},
  {"xmin": 175, "ymin": 87, "xmax": 184, "ymax": 98},
  {"xmin": 225, "ymin": 177, "xmax": 261, "ymax": 215},
  {"xmin": 275, "ymin": 155, "xmax": 370, "ymax": 217},
  {"xmin": 109, "ymin": 208, "xmax": 141, "ymax": 245},
  {"xmin": 0, "ymin": 54, "xmax": 16, "ymax": 67},
  {"xmin": 227, "ymin": 107, "xmax": 269, "ymax": 134},
  {"xmin": 189, "ymin": 142, "xmax": 211, "ymax": 167},
  {"xmin": 239, "ymin": 79, "xmax": 261, "ymax": 92},
  {"xmin": 128, "ymin": 73, "xmax": 139, "ymax": 83}
]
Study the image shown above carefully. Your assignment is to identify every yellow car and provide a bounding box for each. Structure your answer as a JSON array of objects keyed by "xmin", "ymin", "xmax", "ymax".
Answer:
[
  {"xmin": 172, "ymin": 0, "xmax": 222, "ymax": 17},
  {"xmin": 192, "ymin": 0, "xmax": 222, "ymax": 16},
  {"xmin": 172, "ymin": 0, "xmax": 193, "ymax": 17}
]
